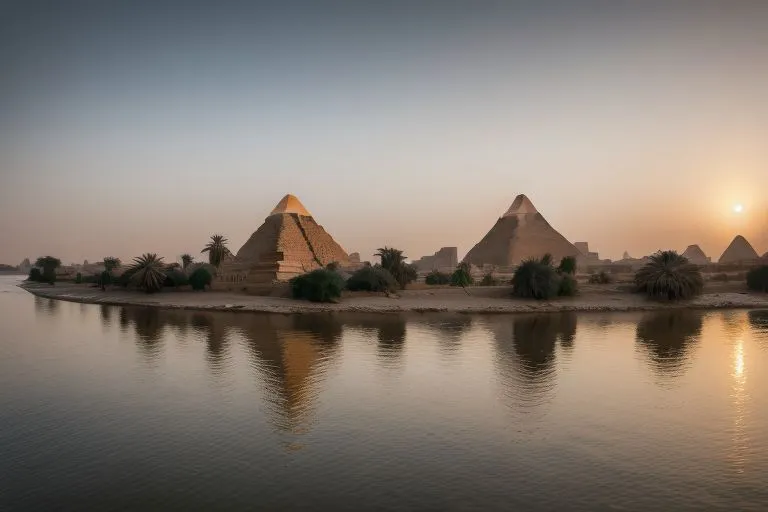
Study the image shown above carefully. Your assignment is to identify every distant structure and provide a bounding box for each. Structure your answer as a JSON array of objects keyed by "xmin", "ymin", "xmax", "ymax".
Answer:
[
  {"xmin": 218, "ymin": 194, "xmax": 350, "ymax": 285},
  {"xmin": 463, "ymin": 194, "xmax": 579, "ymax": 267},
  {"xmin": 574, "ymin": 242, "xmax": 602, "ymax": 267},
  {"xmin": 412, "ymin": 247, "xmax": 458, "ymax": 272},
  {"xmin": 18, "ymin": 258, "xmax": 32, "ymax": 273},
  {"xmin": 718, "ymin": 235, "xmax": 759, "ymax": 264},
  {"xmin": 622, "ymin": 251, "xmax": 632, "ymax": 260},
  {"xmin": 681, "ymin": 245, "xmax": 711, "ymax": 265}
]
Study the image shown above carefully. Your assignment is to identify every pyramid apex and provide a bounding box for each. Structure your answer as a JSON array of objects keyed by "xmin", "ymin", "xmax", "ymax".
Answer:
[
  {"xmin": 270, "ymin": 194, "xmax": 311, "ymax": 216},
  {"xmin": 502, "ymin": 194, "xmax": 538, "ymax": 217}
]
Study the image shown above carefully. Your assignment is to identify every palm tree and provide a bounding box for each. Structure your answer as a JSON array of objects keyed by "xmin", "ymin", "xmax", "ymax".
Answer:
[
  {"xmin": 201, "ymin": 234, "xmax": 231, "ymax": 268},
  {"xmin": 375, "ymin": 247, "xmax": 406, "ymax": 272},
  {"xmin": 181, "ymin": 253, "xmax": 194, "ymax": 270},
  {"xmin": 127, "ymin": 253, "xmax": 166, "ymax": 293},
  {"xmin": 103, "ymin": 257, "xmax": 121, "ymax": 273},
  {"xmin": 634, "ymin": 250, "xmax": 703, "ymax": 300}
]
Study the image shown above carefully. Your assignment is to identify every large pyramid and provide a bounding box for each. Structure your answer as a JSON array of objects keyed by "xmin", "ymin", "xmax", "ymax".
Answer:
[
  {"xmin": 224, "ymin": 194, "xmax": 349, "ymax": 283},
  {"xmin": 718, "ymin": 235, "xmax": 759, "ymax": 263},
  {"xmin": 681, "ymin": 245, "xmax": 710, "ymax": 265},
  {"xmin": 463, "ymin": 194, "xmax": 580, "ymax": 267}
]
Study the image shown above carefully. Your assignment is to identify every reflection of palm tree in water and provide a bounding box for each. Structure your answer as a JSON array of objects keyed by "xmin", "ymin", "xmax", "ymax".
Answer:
[
  {"xmin": 120, "ymin": 307, "xmax": 165, "ymax": 361},
  {"xmin": 342, "ymin": 314, "xmax": 407, "ymax": 365},
  {"xmin": 423, "ymin": 315, "xmax": 472, "ymax": 357},
  {"xmin": 635, "ymin": 311, "xmax": 703, "ymax": 380},
  {"xmin": 237, "ymin": 314, "xmax": 342, "ymax": 435},
  {"xmin": 33, "ymin": 296, "xmax": 60, "ymax": 316},
  {"xmin": 99, "ymin": 305, "xmax": 113, "ymax": 326},
  {"xmin": 491, "ymin": 313, "xmax": 576, "ymax": 412},
  {"xmin": 190, "ymin": 312, "xmax": 230, "ymax": 370}
]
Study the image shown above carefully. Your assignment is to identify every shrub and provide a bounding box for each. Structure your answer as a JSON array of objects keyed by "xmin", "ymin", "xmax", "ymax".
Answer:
[
  {"xmin": 480, "ymin": 273, "xmax": 499, "ymax": 286},
  {"xmin": 75, "ymin": 272, "xmax": 82, "ymax": 284},
  {"xmin": 588, "ymin": 271, "xmax": 612, "ymax": 284},
  {"xmin": 326, "ymin": 262, "xmax": 340, "ymax": 272},
  {"xmin": 189, "ymin": 267, "xmax": 213, "ymax": 291},
  {"xmin": 127, "ymin": 253, "xmax": 166, "ymax": 293},
  {"xmin": 558, "ymin": 274, "xmax": 578, "ymax": 296},
  {"xmin": 164, "ymin": 269, "xmax": 189, "ymax": 288},
  {"xmin": 511, "ymin": 257, "xmax": 560, "ymax": 300},
  {"xmin": 290, "ymin": 269, "xmax": 345, "ymax": 302},
  {"xmin": 42, "ymin": 269, "xmax": 56, "ymax": 284},
  {"xmin": 346, "ymin": 265, "xmax": 399, "ymax": 293},
  {"xmin": 28, "ymin": 268, "xmax": 43, "ymax": 282},
  {"xmin": 710, "ymin": 273, "xmax": 730, "ymax": 282},
  {"xmin": 634, "ymin": 250, "xmax": 703, "ymax": 300},
  {"xmin": 450, "ymin": 262, "xmax": 473, "ymax": 287},
  {"xmin": 746, "ymin": 265, "xmax": 768, "ymax": 292},
  {"xmin": 558, "ymin": 256, "xmax": 577, "ymax": 275},
  {"xmin": 116, "ymin": 269, "xmax": 136, "ymax": 287},
  {"xmin": 425, "ymin": 270, "xmax": 451, "ymax": 285},
  {"xmin": 98, "ymin": 270, "xmax": 112, "ymax": 289}
]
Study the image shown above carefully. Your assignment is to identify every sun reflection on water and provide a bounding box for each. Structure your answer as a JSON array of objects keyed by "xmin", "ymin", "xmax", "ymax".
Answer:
[{"xmin": 729, "ymin": 337, "xmax": 749, "ymax": 475}]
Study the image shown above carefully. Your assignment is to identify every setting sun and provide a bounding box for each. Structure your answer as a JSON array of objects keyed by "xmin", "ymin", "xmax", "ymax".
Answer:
[{"xmin": 733, "ymin": 204, "xmax": 744, "ymax": 213}]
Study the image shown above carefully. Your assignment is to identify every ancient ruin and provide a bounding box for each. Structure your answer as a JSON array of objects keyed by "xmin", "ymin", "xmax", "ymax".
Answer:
[
  {"xmin": 681, "ymin": 245, "xmax": 710, "ymax": 265},
  {"xmin": 463, "ymin": 194, "xmax": 579, "ymax": 268},
  {"xmin": 718, "ymin": 235, "xmax": 759, "ymax": 264},
  {"xmin": 218, "ymin": 194, "xmax": 350, "ymax": 285},
  {"xmin": 412, "ymin": 247, "xmax": 458, "ymax": 272},
  {"xmin": 574, "ymin": 242, "xmax": 603, "ymax": 267}
]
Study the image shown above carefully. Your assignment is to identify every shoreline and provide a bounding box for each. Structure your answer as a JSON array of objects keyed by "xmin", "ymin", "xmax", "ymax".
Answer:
[{"xmin": 18, "ymin": 282, "xmax": 768, "ymax": 315}]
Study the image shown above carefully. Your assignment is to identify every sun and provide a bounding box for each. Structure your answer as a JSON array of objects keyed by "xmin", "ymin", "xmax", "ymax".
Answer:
[{"xmin": 733, "ymin": 204, "xmax": 744, "ymax": 213}]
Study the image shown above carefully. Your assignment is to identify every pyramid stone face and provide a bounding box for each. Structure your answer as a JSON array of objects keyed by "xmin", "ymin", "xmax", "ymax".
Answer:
[
  {"xmin": 681, "ymin": 245, "xmax": 710, "ymax": 265},
  {"xmin": 220, "ymin": 195, "xmax": 349, "ymax": 284},
  {"xmin": 463, "ymin": 194, "xmax": 580, "ymax": 267},
  {"xmin": 718, "ymin": 235, "xmax": 759, "ymax": 263}
]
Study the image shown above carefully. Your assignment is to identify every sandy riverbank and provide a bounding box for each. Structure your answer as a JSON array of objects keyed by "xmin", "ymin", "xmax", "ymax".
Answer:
[{"xmin": 19, "ymin": 281, "xmax": 768, "ymax": 315}]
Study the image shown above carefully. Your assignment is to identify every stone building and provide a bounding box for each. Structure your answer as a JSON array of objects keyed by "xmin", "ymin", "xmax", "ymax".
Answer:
[{"xmin": 412, "ymin": 247, "xmax": 458, "ymax": 272}]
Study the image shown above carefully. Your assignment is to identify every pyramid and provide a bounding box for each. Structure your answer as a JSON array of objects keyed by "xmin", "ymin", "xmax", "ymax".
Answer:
[
  {"xmin": 463, "ymin": 194, "xmax": 579, "ymax": 267},
  {"xmin": 224, "ymin": 194, "xmax": 349, "ymax": 283},
  {"xmin": 718, "ymin": 235, "xmax": 759, "ymax": 263},
  {"xmin": 681, "ymin": 245, "xmax": 710, "ymax": 265}
]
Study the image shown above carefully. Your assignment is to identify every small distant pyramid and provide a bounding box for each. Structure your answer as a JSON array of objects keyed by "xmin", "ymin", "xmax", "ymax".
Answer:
[
  {"xmin": 463, "ymin": 194, "xmax": 579, "ymax": 267},
  {"xmin": 622, "ymin": 251, "xmax": 632, "ymax": 260},
  {"xmin": 681, "ymin": 245, "xmax": 710, "ymax": 265},
  {"xmin": 718, "ymin": 235, "xmax": 759, "ymax": 263}
]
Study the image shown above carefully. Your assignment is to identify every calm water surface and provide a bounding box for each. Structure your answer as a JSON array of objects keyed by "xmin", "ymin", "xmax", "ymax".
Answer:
[{"xmin": 2, "ymin": 276, "xmax": 768, "ymax": 511}]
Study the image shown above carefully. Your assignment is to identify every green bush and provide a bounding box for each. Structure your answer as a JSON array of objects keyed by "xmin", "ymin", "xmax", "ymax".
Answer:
[
  {"xmin": 558, "ymin": 274, "xmax": 578, "ymax": 296},
  {"xmin": 75, "ymin": 272, "xmax": 82, "ymax": 284},
  {"xmin": 116, "ymin": 270, "xmax": 135, "ymax": 287},
  {"xmin": 28, "ymin": 268, "xmax": 43, "ymax": 282},
  {"xmin": 480, "ymin": 273, "xmax": 499, "ymax": 286},
  {"xmin": 634, "ymin": 250, "xmax": 703, "ymax": 300},
  {"xmin": 711, "ymin": 273, "xmax": 729, "ymax": 282},
  {"xmin": 164, "ymin": 269, "xmax": 189, "ymax": 288},
  {"xmin": 82, "ymin": 274, "xmax": 99, "ymax": 284},
  {"xmin": 588, "ymin": 271, "xmax": 612, "ymax": 284},
  {"xmin": 425, "ymin": 270, "xmax": 451, "ymax": 285},
  {"xmin": 189, "ymin": 267, "xmax": 213, "ymax": 291},
  {"xmin": 511, "ymin": 257, "xmax": 560, "ymax": 300},
  {"xmin": 42, "ymin": 268, "xmax": 56, "ymax": 284},
  {"xmin": 558, "ymin": 256, "xmax": 577, "ymax": 275},
  {"xmin": 98, "ymin": 270, "xmax": 112, "ymax": 288},
  {"xmin": 346, "ymin": 265, "xmax": 399, "ymax": 293},
  {"xmin": 746, "ymin": 266, "xmax": 768, "ymax": 292},
  {"xmin": 450, "ymin": 262, "xmax": 473, "ymax": 287},
  {"xmin": 290, "ymin": 269, "xmax": 345, "ymax": 302}
]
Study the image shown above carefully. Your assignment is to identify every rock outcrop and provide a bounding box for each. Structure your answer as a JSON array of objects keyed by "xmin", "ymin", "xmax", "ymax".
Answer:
[
  {"xmin": 463, "ymin": 194, "xmax": 579, "ymax": 267},
  {"xmin": 718, "ymin": 235, "xmax": 759, "ymax": 264}
]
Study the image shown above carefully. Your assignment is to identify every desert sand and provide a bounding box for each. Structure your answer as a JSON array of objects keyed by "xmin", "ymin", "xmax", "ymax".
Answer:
[{"xmin": 20, "ymin": 281, "xmax": 768, "ymax": 315}]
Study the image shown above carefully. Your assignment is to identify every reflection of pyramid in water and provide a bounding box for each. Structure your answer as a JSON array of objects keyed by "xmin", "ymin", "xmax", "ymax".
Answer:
[
  {"xmin": 464, "ymin": 194, "xmax": 580, "ymax": 267},
  {"xmin": 681, "ymin": 245, "xmax": 710, "ymax": 265},
  {"xmin": 226, "ymin": 194, "xmax": 350, "ymax": 283},
  {"xmin": 719, "ymin": 235, "xmax": 759, "ymax": 263}
]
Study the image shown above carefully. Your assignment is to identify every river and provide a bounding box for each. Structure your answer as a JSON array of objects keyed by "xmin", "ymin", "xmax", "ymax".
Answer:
[{"xmin": 1, "ymin": 275, "xmax": 767, "ymax": 510}]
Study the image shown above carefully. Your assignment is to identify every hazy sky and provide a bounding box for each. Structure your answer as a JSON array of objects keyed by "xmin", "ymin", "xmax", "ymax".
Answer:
[{"xmin": 2, "ymin": 0, "xmax": 767, "ymax": 265}]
